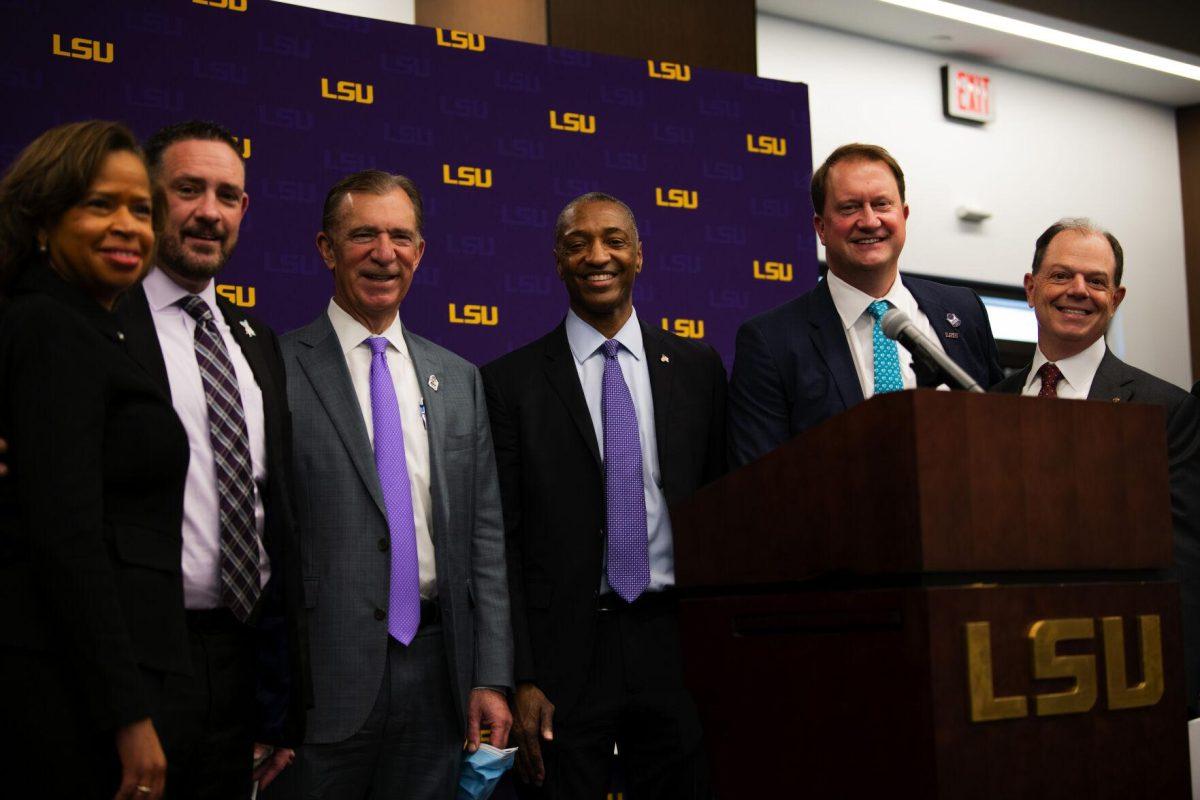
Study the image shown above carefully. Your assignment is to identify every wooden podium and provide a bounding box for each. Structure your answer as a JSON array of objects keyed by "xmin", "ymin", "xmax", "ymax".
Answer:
[{"xmin": 671, "ymin": 391, "xmax": 1188, "ymax": 798}]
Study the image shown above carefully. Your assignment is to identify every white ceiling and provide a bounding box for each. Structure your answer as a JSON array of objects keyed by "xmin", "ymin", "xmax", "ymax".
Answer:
[{"xmin": 757, "ymin": 0, "xmax": 1200, "ymax": 106}]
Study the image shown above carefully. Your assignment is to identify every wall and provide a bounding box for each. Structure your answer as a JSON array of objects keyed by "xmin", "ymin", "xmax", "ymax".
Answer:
[{"xmin": 757, "ymin": 12, "xmax": 1191, "ymax": 386}]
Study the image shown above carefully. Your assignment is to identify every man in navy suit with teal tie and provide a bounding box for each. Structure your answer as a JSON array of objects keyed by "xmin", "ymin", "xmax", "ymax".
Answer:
[{"xmin": 728, "ymin": 143, "xmax": 1003, "ymax": 466}]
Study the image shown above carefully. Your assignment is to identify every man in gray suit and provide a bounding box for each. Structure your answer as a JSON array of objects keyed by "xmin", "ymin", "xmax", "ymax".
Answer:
[
  {"xmin": 993, "ymin": 218, "xmax": 1200, "ymax": 714},
  {"xmin": 280, "ymin": 170, "xmax": 512, "ymax": 797}
]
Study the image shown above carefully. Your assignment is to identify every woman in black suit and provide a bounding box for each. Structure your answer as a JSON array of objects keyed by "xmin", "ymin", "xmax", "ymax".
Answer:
[{"xmin": 0, "ymin": 121, "xmax": 190, "ymax": 799}]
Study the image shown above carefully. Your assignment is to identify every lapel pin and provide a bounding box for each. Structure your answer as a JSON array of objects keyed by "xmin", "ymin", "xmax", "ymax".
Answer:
[
  {"xmin": 427, "ymin": 374, "xmax": 439, "ymax": 391},
  {"xmin": 946, "ymin": 312, "xmax": 961, "ymax": 328},
  {"xmin": 240, "ymin": 319, "xmax": 256, "ymax": 338},
  {"xmin": 944, "ymin": 331, "xmax": 960, "ymax": 339},
  {"xmin": 660, "ymin": 354, "xmax": 670, "ymax": 363}
]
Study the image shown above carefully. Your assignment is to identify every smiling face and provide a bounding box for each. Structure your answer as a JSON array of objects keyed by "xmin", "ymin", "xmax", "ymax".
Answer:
[
  {"xmin": 1025, "ymin": 230, "xmax": 1125, "ymax": 361},
  {"xmin": 41, "ymin": 150, "xmax": 154, "ymax": 308},
  {"xmin": 154, "ymin": 138, "xmax": 248, "ymax": 292},
  {"xmin": 318, "ymin": 189, "xmax": 425, "ymax": 334},
  {"xmin": 814, "ymin": 157, "xmax": 908, "ymax": 297},
  {"xmin": 555, "ymin": 200, "xmax": 642, "ymax": 338}
]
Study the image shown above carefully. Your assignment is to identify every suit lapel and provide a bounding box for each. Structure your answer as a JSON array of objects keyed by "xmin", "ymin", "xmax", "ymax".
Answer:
[
  {"xmin": 116, "ymin": 283, "xmax": 171, "ymax": 396},
  {"xmin": 1087, "ymin": 348, "xmax": 1135, "ymax": 402},
  {"xmin": 543, "ymin": 325, "xmax": 602, "ymax": 467},
  {"xmin": 294, "ymin": 316, "xmax": 387, "ymax": 517},
  {"xmin": 641, "ymin": 321, "xmax": 674, "ymax": 475},
  {"xmin": 808, "ymin": 281, "xmax": 863, "ymax": 408},
  {"xmin": 403, "ymin": 329, "xmax": 446, "ymax": 557},
  {"xmin": 906, "ymin": 277, "xmax": 971, "ymax": 373},
  {"xmin": 220, "ymin": 298, "xmax": 274, "ymax": 399}
]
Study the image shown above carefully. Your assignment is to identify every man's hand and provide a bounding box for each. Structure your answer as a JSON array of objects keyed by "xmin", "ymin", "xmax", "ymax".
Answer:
[
  {"xmin": 252, "ymin": 743, "xmax": 295, "ymax": 790},
  {"xmin": 511, "ymin": 682, "xmax": 555, "ymax": 787},
  {"xmin": 466, "ymin": 687, "xmax": 513, "ymax": 753},
  {"xmin": 112, "ymin": 718, "xmax": 166, "ymax": 800}
]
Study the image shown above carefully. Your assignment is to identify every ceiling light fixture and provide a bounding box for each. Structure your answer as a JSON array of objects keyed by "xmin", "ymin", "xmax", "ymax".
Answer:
[{"xmin": 877, "ymin": 0, "xmax": 1200, "ymax": 82}]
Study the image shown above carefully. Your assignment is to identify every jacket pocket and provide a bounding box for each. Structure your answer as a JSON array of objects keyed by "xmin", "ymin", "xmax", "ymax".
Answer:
[{"xmin": 111, "ymin": 524, "xmax": 180, "ymax": 572}]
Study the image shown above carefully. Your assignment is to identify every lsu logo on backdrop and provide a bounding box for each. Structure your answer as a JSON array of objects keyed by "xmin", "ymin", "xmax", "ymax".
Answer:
[
  {"xmin": 661, "ymin": 318, "xmax": 705, "ymax": 339},
  {"xmin": 193, "ymin": 0, "xmax": 247, "ymax": 10},
  {"xmin": 647, "ymin": 60, "xmax": 690, "ymax": 82},
  {"xmin": 449, "ymin": 304, "xmax": 498, "ymax": 326},
  {"xmin": 436, "ymin": 28, "xmax": 485, "ymax": 52},
  {"xmin": 549, "ymin": 111, "xmax": 596, "ymax": 134},
  {"xmin": 655, "ymin": 188, "xmax": 698, "ymax": 210},
  {"xmin": 216, "ymin": 284, "xmax": 256, "ymax": 308},
  {"xmin": 232, "ymin": 136, "xmax": 251, "ymax": 159},
  {"xmin": 51, "ymin": 34, "xmax": 113, "ymax": 63},
  {"xmin": 321, "ymin": 78, "xmax": 373, "ymax": 105},
  {"xmin": 753, "ymin": 260, "xmax": 793, "ymax": 282},
  {"xmin": 746, "ymin": 134, "xmax": 787, "ymax": 156},
  {"xmin": 443, "ymin": 164, "xmax": 493, "ymax": 189}
]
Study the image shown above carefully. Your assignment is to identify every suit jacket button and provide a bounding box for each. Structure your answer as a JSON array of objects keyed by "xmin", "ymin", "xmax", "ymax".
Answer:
[
  {"xmin": 374, "ymin": 608, "xmax": 386, "ymax": 621},
  {"xmin": 378, "ymin": 538, "xmax": 389, "ymax": 552}
]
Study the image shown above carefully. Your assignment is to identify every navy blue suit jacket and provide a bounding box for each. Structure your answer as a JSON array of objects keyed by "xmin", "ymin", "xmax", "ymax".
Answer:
[{"xmin": 728, "ymin": 274, "xmax": 1003, "ymax": 466}]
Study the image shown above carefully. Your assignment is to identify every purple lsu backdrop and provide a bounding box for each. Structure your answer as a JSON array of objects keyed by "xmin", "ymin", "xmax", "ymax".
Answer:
[{"xmin": 4, "ymin": 0, "xmax": 817, "ymax": 367}]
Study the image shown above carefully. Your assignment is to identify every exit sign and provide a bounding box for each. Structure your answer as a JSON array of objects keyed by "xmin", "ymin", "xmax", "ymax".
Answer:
[{"xmin": 942, "ymin": 64, "xmax": 994, "ymax": 123}]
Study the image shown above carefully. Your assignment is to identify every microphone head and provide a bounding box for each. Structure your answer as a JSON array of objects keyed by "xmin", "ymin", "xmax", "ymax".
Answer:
[{"xmin": 879, "ymin": 307, "xmax": 912, "ymax": 340}]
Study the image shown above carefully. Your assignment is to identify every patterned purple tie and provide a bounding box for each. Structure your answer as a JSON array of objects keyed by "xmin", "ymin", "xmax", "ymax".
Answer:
[
  {"xmin": 367, "ymin": 337, "xmax": 421, "ymax": 645},
  {"xmin": 179, "ymin": 296, "xmax": 259, "ymax": 622},
  {"xmin": 601, "ymin": 339, "xmax": 650, "ymax": 602}
]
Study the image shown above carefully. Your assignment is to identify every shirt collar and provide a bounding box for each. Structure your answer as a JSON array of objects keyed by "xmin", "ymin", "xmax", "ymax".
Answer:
[
  {"xmin": 326, "ymin": 298, "xmax": 411, "ymax": 362},
  {"xmin": 1025, "ymin": 337, "xmax": 1107, "ymax": 393},
  {"xmin": 143, "ymin": 265, "xmax": 220, "ymax": 313},
  {"xmin": 825, "ymin": 269, "xmax": 916, "ymax": 330},
  {"xmin": 564, "ymin": 307, "xmax": 645, "ymax": 364}
]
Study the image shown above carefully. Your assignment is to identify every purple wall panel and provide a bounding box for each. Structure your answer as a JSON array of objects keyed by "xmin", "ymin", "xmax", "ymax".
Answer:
[{"xmin": 3, "ymin": 0, "xmax": 817, "ymax": 367}]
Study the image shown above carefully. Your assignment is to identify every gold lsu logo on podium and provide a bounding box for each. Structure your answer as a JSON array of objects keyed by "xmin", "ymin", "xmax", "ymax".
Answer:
[
  {"xmin": 448, "ymin": 304, "xmax": 498, "ymax": 326},
  {"xmin": 661, "ymin": 318, "xmax": 704, "ymax": 339},
  {"xmin": 746, "ymin": 134, "xmax": 787, "ymax": 157},
  {"xmin": 753, "ymin": 260, "xmax": 793, "ymax": 282},
  {"xmin": 321, "ymin": 78, "xmax": 374, "ymax": 105},
  {"xmin": 655, "ymin": 188, "xmax": 698, "ymax": 210},
  {"xmin": 966, "ymin": 615, "xmax": 1164, "ymax": 722},
  {"xmin": 192, "ymin": 0, "xmax": 248, "ymax": 11},
  {"xmin": 436, "ymin": 29, "xmax": 486, "ymax": 52},
  {"xmin": 647, "ymin": 60, "xmax": 690, "ymax": 82},
  {"xmin": 51, "ymin": 34, "xmax": 113, "ymax": 63},
  {"xmin": 443, "ymin": 164, "xmax": 493, "ymax": 189},
  {"xmin": 549, "ymin": 111, "xmax": 596, "ymax": 135}
]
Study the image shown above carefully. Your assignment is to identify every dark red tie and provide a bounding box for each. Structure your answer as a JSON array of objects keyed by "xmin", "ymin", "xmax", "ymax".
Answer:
[{"xmin": 1037, "ymin": 362, "xmax": 1063, "ymax": 398}]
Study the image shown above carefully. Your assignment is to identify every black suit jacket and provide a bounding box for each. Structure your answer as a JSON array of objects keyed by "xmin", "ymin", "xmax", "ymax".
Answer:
[
  {"xmin": 994, "ymin": 349, "xmax": 1200, "ymax": 711},
  {"xmin": 481, "ymin": 319, "xmax": 726, "ymax": 719},
  {"xmin": 728, "ymin": 275, "xmax": 1003, "ymax": 466},
  {"xmin": 117, "ymin": 280, "xmax": 310, "ymax": 745},
  {"xmin": 0, "ymin": 265, "xmax": 191, "ymax": 734}
]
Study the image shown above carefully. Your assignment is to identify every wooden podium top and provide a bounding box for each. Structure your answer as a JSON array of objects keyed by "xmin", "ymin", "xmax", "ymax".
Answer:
[{"xmin": 672, "ymin": 390, "xmax": 1172, "ymax": 588}]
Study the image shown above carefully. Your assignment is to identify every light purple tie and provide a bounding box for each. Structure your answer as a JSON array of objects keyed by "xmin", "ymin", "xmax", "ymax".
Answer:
[
  {"xmin": 601, "ymin": 339, "xmax": 650, "ymax": 602},
  {"xmin": 367, "ymin": 337, "xmax": 420, "ymax": 644}
]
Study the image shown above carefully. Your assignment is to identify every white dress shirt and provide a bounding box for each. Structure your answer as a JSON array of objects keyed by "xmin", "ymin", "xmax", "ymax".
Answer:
[
  {"xmin": 826, "ymin": 270, "xmax": 948, "ymax": 398},
  {"xmin": 564, "ymin": 308, "xmax": 675, "ymax": 593},
  {"xmin": 143, "ymin": 266, "xmax": 270, "ymax": 610},
  {"xmin": 326, "ymin": 300, "xmax": 437, "ymax": 599},
  {"xmin": 1022, "ymin": 337, "xmax": 1107, "ymax": 399}
]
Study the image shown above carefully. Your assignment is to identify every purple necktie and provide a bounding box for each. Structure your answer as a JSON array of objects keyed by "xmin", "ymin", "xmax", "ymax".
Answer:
[
  {"xmin": 180, "ymin": 296, "xmax": 259, "ymax": 622},
  {"xmin": 367, "ymin": 337, "xmax": 420, "ymax": 645},
  {"xmin": 601, "ymin": 339, "xmax": 650, "ymax": 602}
]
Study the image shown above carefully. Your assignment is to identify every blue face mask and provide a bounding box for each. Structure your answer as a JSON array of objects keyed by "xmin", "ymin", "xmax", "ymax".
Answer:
[{"xmin": 457, "ymin": 744, "xmax": 518, "ymax": 800}]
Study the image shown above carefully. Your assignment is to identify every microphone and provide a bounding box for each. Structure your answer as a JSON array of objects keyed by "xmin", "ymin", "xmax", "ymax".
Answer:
[{"xmin": 880, "ymin": 308, "xmax": 984, "ymax": 394}]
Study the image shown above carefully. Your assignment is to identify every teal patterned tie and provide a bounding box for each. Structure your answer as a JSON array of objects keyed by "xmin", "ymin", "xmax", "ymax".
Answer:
[{"xmin": 867, "ymin": 300, "xmax": 904, "ymax": 395}]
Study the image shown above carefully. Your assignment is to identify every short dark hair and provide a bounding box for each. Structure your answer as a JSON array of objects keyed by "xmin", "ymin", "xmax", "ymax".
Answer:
[
  {"xmin": 0, "ymin": 120, "xmax": 147, "ymax": 292},
  {"xmin": 554, "ymin": 192, "xmax": 639, "ymax": 247},
  {"xmin": 321, "ymin": 170, "xmax": 424, "ymax": 236},
  {"xmin": 810, "ymin": 143, "xmax": 906, "ymax": 216},
  {"xmin": 143, "ymin": 119, "xmax": 241, "ymax": 177},
  {"xmin": 1031, "ymin": 218, "xmax": 1124, "ymax": 286}
]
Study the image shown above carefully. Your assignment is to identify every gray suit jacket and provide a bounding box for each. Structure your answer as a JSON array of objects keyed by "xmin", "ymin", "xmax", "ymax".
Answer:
[{"xmin": 282, "ymin": 312, "xmax": 512, "ymax": 744}]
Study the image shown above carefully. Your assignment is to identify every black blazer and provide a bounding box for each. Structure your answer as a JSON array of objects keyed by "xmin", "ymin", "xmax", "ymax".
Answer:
[
  {"xmin": 0, "ymin": 265, "xmax": 190, "ymax": 733},
  {"xmin": 994, "ymin": 349, "xmax": 1200, "ymax": 712},
  {"xmin": 482, "ymin": 320, "xmax": 726, "ymax": 719},
  {"xmin": 116, "ymin": 280, "xmax": 311, "ymax": 745},
  {"xmin": 728, "ymin": 275, "xmax": 1003, "ymax": 467}
]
